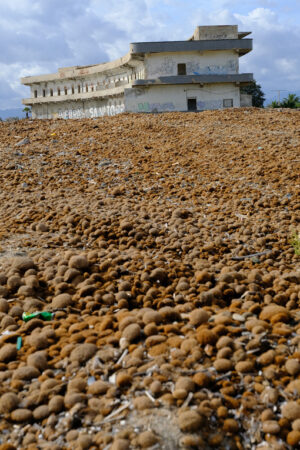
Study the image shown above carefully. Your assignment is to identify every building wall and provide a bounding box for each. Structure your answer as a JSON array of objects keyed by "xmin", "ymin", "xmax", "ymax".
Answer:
[
  {"xmin": 32, "ymin": 96, "xmax": 125, "ymax": 119},
  {"xmin": 31, "ymin": 81, "xmax": 241, "ymax": 118},
  {"xmin": 240, "ymin": 93, "xmax": 252, "ymax": 107},
  {"xmin": 193, "ymin": 25, "xmax": 238, "ymax": 40},
  {"xmin": 144, "ymin": 50, "xmax": 238, "ymax": 78},
  {"xmin": 124, "ymin": 83, "xmax": 240, "ymax": 113}
]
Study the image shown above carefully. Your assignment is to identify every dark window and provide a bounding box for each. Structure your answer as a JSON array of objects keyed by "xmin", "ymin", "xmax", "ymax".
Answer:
[
  {"xmin": 64, "ymin": 87, "xmax": 68, "ymax": 95},
  {"xmin": 72, "ymin": 86, "xmax": 75, "ymax": 94},
  {"xmin": 78, "ymin": 85, "xmax": 81, "ymax": 93},
  {"xmin": 57, "ymin": 88, "xmax": 61, "ymax": 96},
  {"xmin": 50, "ymin": 89, "xmax": 53, "ymax": 96},
  {"xmin": 178, "ymin": 63, "xmax": 187, "ymax": 75},
  {"xmin": 86, "ymin": 84, "xmax": 88, "ymax": 92},
  {"xmin": 34, "ymin": 90, "xmax": 38, "ymax": 98},
  {"xmin": 223, "ymin": 99, "xmax": 233, "ymax": 108},
  {"xmin": 43, "ymin": 89, "xmax": 46, "ymax": 97},
  {"xmin": 187, "ymin": 98, "xmax": 197, "ymax": 111}
]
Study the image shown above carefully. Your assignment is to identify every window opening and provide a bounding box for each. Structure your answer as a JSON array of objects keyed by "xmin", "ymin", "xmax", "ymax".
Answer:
[
  {"xmin": 178, "ymin": 64, "xmax": 187, "ymax": 75},
  {"xmin": 43, "ymin": 89, "xmax": 46, "ymax": 97},
  {"xmin": 50, "ymin": 89, "xmax": 53, "ymax": 96},
  {"xmin": 72, "ymin": 86, "xmax": 74, "ymax": 94},
  {"xmin": 57, "ymin": 88, "xmax": 61, "ymax": 96},
  {"xmin": 64, "ymin": 87, "xmax": 68, "ymax": 95},
  {"xmin": 78, "ymin": 85, "xmax": 81, "ymax": 93},
  {"xmin": 187, "ymin": 98, "xmax": 197, "ymax": 111},
  {"xmin": 86, "ymin": 84, "xmax": 88, "ymax": 92},
  {"xmin": 223, "ymin": 99, "xmax": 233, "ymax": 108},
  {"xmin": 34, "ymin": 90, "xmax": 38, "ymax": 98}
]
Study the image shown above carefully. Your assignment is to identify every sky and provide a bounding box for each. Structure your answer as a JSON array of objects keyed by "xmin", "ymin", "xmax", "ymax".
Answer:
[{"xmin": 0, "ymin": 0, "xmax": 300, "ymax": 111}]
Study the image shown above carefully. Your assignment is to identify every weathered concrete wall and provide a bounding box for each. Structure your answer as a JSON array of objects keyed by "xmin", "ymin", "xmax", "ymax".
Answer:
[
  {"xmin": 240, "ymin": 94, "xmax": 252, "ymax": 107},
  {"xmin": 145, "ymin": 50, "xmax": 238, "ymax": 79},
  {"xmin": 29, "ymin": 69, "xmax": 136, "ymax": 100},
  {"xmin": 193, "ymin": 25, "xmax": 238, "ymax": 41},
  {"xmin": 124, "ymin": 83, "xmax": 240, "ymax": 113},
  {"xmin": 32, "ymin": 96, "xmax": 125, "ymax": 119}
]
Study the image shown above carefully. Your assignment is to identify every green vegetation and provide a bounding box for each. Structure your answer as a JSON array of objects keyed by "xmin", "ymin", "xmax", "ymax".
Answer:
[
  {"xmin": 23, "ymin": 106, "xmax": 31, "ymax": 118},
  {"xmin": 241, "ymin": 81, "xmax": 265, "ymax": 108},
  {"xmin": 290, "ymin": 231, "xmax": 300, "ymax": 256},
  {"xmin": 269, "ymin": 93, "xmax": 300, "ymax": 109}
]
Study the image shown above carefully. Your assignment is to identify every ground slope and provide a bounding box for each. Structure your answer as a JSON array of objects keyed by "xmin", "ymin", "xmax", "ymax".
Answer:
[{"xmin": 0, "ymin": 109, "xmax": 299, "ymax": 449}]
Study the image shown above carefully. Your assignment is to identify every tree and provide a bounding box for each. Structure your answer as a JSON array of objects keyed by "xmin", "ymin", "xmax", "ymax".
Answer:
[
  {"xmin": 281, "ymin": 93, "xmax": 300, "ymax": 109},
  {"xmin": 241, "ymin": 81, "xmax": 265, "ymax": 108},
  {"xmin": 23, "ymin": 107, "xmax": 31, "ymax": 119},
  {"xmin": 270, "ymin": 100, "xmax": 281, "ymax": 108}
]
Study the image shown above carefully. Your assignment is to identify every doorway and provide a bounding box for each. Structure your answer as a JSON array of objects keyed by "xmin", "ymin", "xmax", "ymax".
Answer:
[{"xmin": 187, "ymin": 98, "xmax": 197, "ymax": 111}]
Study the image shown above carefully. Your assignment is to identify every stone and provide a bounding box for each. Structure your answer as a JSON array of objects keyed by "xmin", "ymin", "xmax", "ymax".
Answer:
[
  {"xmin": 196, "ymin": 328, "xmax": 217, "ymax": 345},
  {"xmin": 213, "ymin": 358, "xmax": 233, "ymax": 372},
  {"xmin": 195, "ymin": 270, "xmax": 212, "ymax": 283},
  {"xmin": 27, "ymin": 351, "xmax": 48, "ymax": 371},
  {"xmin": 26, "ymin": 333, "xmax": 49, "ymax": 350},
  {"xmin": 0, "ymin": 344, "xmax": 17, "ymax": 362},
  {"xmin": 11, "ymin": 408, "xmax": 33, "ymax": 422},
  {"xmin": 178, "ymin": 410, "xmax": 203, "ymax": 432},
  {"xmin": 292, "ymin": 419, "xmax": 300, "ymax": 431},
  {"xmin": 285, "ymin": 359, "xmax": 300, "ymax": 376},
  {"xmin": 281, "ymin": 402, "xmax": 300, "ymax": 421},
  {"xmin": 235, "ymin": 360, "xmax": 255, "ymax": 373},
  {"xmin": 189, "ymin": 309, "xmax": 209, "ymax": 326},
  {"xmin": 137, "ymin": 431, "xmax": 158, "ymax": 448},
  {"xmin": 122, "ymin": 323, "xmax": 141, "ymax": 343},
  {"xmin": 77, "ymin": 434, "xmax": 93, "ymax": 450},
  {"xmin": 12, "ymin": 366, "xmax": 40, "ymax": 380},
  {"xmin": 69, "ymin": 255, "xmax": 89, "ymax": 270},
  {"xmin": 70, "ymin": 343, "xmax": 97, "ymax": 364},
  {"xmin": 68, "ymin": 377, "xmax": 86, "ymax": 393},
  {"xmin": 262, "ymin": 420, "xmax": 280, "ymax": 434},
  {"xmin": 260, "ymin": 304, "xmax": 289, "ymax": 322},
  {"xmin": 88, "ymin": 380, "xmax": 110, "ymax": 395},
  {"xmin": 287, "ymin": 431, "xmax": 300, "ymax": 446},
  {"xmin": 33, "ymin": 405, "xmax": 50, "ymax": 420},
  {"xmin": 0, "ymin": 298, "xmax": 9, "ymax": 313},
  {"xmin": 51, "ymin": 293, "xmax": 73, "ymax": 308},
  {"xmin": 223, "ymin": 418, "xmax": 239, "ymax": 433},
  {"xmin": 133, "ymin": 396, "xmax": 153, "ymax": 410},
  {"xmin": 0, "ymin": 393, "xmax": 19, "ymax": 413},
  {"xmin": 64, "ymin": 392, "xmax": 86, "ymax": 409},
  {"xmin": 11, "ymin": 257, "xmax": 35, "ymax": 272},
  {"xmin": 48, "ymin": 395, "xmax": 64, "ymax": 413},
  {"xmin": 36, "ymin": 222, "xmax": 48, "ymax": 232},
  {"xmin": 175, "ymin": 376, "xmax": 195, "ymax": 393},
  {"xmin": 110, "ymin": 439, "xmax": 130, "ymax": 450},
  {"xmin": 143, "ymin": 310, "xmax": 162, "ymax": 325},
  {"xmin": 116, "ymin": 372, "xmax": 132, "ymax": 388},
  {"xmin": 149, "ymin": 268, "xmax": 168, "ymax": 284}
]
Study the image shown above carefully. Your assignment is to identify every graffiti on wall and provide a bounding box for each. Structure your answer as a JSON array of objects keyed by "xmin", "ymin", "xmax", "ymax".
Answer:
[
  {"xmin": 138, "ymin": 102, "xmax": 175, "ymax": 112},
  {"xmin": 197, "ymin": 100, "xmax": 223, "ymax": 110},
  {"xmin": 190, "ymin": 60, "xmax": 238, "ymax": 75},
  {"xmin": 147, "ymin": 57, "xmax": 175, "ymax": 77},
  {"xmin": 58, "ymin": 104, "xmax": 125, "ymax": 119}
]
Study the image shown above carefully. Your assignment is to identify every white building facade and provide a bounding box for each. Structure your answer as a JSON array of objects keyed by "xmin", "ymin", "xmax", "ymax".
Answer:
[{"xmin": 21, "ymin": 25, "xmax": 253, "ymax": 119}]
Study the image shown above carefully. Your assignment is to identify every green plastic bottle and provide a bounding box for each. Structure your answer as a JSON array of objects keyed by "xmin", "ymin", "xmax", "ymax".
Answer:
[{"xmin": 22, "ymin": 311, "xmax": 54, "ymax": 322}]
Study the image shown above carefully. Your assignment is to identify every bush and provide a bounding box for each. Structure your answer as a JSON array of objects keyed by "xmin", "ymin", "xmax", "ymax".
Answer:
[{"xmin": 269, "ymin": 93, "xmax": 300, "ymax": 109}]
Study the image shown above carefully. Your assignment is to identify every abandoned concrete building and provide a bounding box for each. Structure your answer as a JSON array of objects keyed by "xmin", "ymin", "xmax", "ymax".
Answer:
[{"xmin": 21, "ymin": 25, "xmax": 253, "ymax": 119}]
